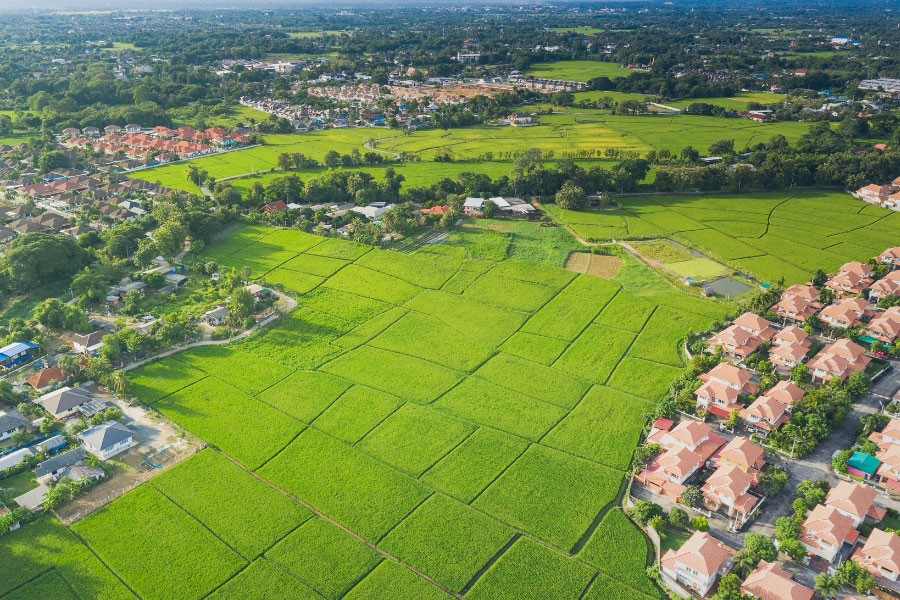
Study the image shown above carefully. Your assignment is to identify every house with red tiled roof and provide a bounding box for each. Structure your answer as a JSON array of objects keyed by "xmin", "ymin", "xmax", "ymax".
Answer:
[
  {"xmin": 262, "ymin": 200, "xmax": 288, "ymax": 214},
  {"xmin": 695, "ymin": 363, "xmax": 757, "ymax": 418},
  {"xmin": 877, "ymin": 445, "xmax": 900, "ymax": 492},
  {"xmin": 855, "ymin": 184, "xmax": 896, "ymax": 204},
  {"xmin": 769, "ymin": 326, "xmax": 811, "ymax": 370},
  {"xmin": 782, "ymin": 284, "xmax": 819, "ymax": 303},
  {"xmin": 869, "ymin": 271, "xmax": 900, "ymax": 301},
  {"xmin": 637, "ymin": 446, "xmax": 704, "ymax": 497},
  {"xmin": 741, "ymin": 560, "xmax": 814, "ymax": 600},
  {"xmin": 733, "ymin": 312, "xmax": 776, "ymax": 340},
  {"xmin": 868, "ymin": 306, "xmax": 900, "ymax": 344},
  {"xmin": 799, "ymin": 504, "xmax": 859, "ymax": 563},
  {"xmin": 701, "ymin": 464, "xmax": 759, "ymax": 527},
  {"xmin": 660, "ymin": 531, "xmax": 736, "ymax": 597},
  {"xmin": 740, "ymin": 396, "xmax": 790, "ymax": 437},
  {"xmin": 716, "ymin": 436, "xmax": 766, "ymax": 473},
  {"xmin": 647, "ymin": 420, "xmax": 725, "ymax": 463},
  {"xmin": 808, "ymin": 338, "xmax": 871, "ymax": 382},
  {"xmin": 819, "ymin": 296, "xmax": 871, "ymax": 329},
  {"xmin": 707, "ymin": 325, "xmax": 763, "ymax": 360},
  {"xmin": 772, "ymin": 296, "xmax": 820, "ymax": 323},
  {"xmin": 764, "ymin": 380, "xmax": 806, "ymax": 408},
  {"xmin": 24, "ymin": 366, "xmax": 65, "ymax": 392},
  {"xmin": 420, "ymin": 204, "xmax": 451, "ymax": 216},
  {"xmin": 855, "ymin": 528, "xmax": 900, "ymax": 584},
  {"xmin": 825, "ymin": 481, "xmax": 886, "ymax": 528},
  {"xmin": 879, "ymin": 247, "xmax": 900, "ymax": 270},
  {"xmin": 825, "ymin": 264, "xmax": 873, "ymax": 298},
  {"xmin": 871, "ymin": 418, "xmax": 900, "ymax": 450}
]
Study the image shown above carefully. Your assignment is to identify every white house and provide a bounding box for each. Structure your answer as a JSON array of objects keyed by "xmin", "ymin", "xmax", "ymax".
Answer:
[
  {"xmin": 78, "ymin": 421, "xmax": 136, "ymax": 459},
  {"xmin": 660, "ymin": 531, "xmax": 735, "ymax": 596},
  {"xmin": 0, "ymin": 410, "xmax": 27, "ymax": 442}
]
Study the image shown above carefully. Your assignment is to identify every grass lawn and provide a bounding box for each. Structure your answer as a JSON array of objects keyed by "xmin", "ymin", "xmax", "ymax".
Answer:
[
  {"xmin": 525, "ymin": 60, "xmax": 633, "ymax": 81},
  {"xmin": 659, "ymin": 527, "xmax": 693, "ymax": 555}
]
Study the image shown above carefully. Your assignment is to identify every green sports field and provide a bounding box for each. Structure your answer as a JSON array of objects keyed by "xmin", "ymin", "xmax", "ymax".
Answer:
[
  {"xmin": 547, "ymin": 189, "xmax": 900, "ymax": 284},
  {"xmin": 2, "ymin": 224, "xmax": 742, "ymax": 599},
  {"xmin": 525, "ymin": 60, "xmax": 634, "ymax": 81}
]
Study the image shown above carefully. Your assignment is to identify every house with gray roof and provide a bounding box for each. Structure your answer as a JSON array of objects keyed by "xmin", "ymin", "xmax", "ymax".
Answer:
[
  {"xmin": 0, "ymin": 447, "xmax": 35, "ymax": 472},
  {"xmin": 78, "ymin": 421, "xmax": 136, "ymax": 459},
  {"xmin": 35, "ymin": 447, "xmax": 86, "ymax": 483},
  {"xmin": 36, "ymin": 386, "xmax": 93, "ymax": 420},
  {"xmin": 0, "ymin": 410, "xmax": 27, "ymax": 441},
  {"xmin": 14, "ymin": 484, "xmax": 50, "ymax": 511}
]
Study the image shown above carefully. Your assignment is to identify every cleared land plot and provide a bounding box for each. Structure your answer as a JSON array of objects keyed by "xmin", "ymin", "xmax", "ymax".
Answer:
[
  {"xmin": 127, "ymin": 357, "xmax": 206, "ymax": 404},
  {"xmin": 257, "ymin": 428, "xmax": 431, "ymax": 541},
  {"xmin": 420, "ymin": 427, "xmax": 529, "ymax": 503},
  {"xmin": 434, "ymin": 377, "xmax": 567, "ymax": 441},
  {"xmin": 151, "ymin": 449, "xmax": 312, "ymax": 557},
  {"xmin": 474, "ymin": 444, "xmax": 621, "ymax": 549},
  {"xmin": 266, "ymin": 517, "xmax": 383, "ymax": 600},
  {"xmin": 357, "ymin": 403, "xmax": 475, "ymax": 476},
  {"xmin": 72, "ymin": 486, "xmax": 245, "ymax": 600},
  {"xmin": 565, "ymin": 252, "xmax": 624, "ymax": 278},
  {"xmin": 380, "ymin": 493, "xmax": 515, "ymax": 592},
  {"xmin": 466, "ymin": 536, "xmax": 596, "ymax": 600},
  {"xmin": 543, "ymin": 385, "xmax": 649, "ymax": 470},
  {"xmin": 156, "ymin": 378, "xmax": 302, "ymax": 470},
  {"xmin": 321, "ymin": 345, "xmax": 462, "ymax": 403}
]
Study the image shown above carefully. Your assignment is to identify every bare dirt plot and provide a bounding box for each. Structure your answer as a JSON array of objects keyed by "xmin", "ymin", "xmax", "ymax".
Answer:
[{"xmin": 564, "ymin": 252, "xmax": 623, "ymax": 279}]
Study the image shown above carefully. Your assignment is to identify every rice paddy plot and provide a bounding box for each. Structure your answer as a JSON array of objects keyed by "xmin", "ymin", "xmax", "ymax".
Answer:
[
  {"xmin": 405, "ymin": 289, "xmax": 528, "ymax": 347},
  {"xmin": 206, "ymin": 558, "xmax": 321, "ymax": 600},
  {"xmin": 579, "ymin": 508, "xmax": 657, "ymax": 596},
  {"xmin": 525, "ymin": 60, "xmax": 632, "ymax": 81},
  {"xmin": 344, "ymin": 560, "xmax": 452, "ymax": 600},
  {"xmin": 172, "ymin": 345, "xmax": 293, "ymax": 396},
  {"xmin": 499, "ymin": 331, "xmax": 570, "ymax": 366},
  {"xmin": 312, "ymin": 384, "xmax": 403, "ymax": 444},
  {"xmin": 474, "ymin": 352, "xmax": 591, "ymax": 409},
  {"xmin": 473, "ymin": 444, "xmax": 621, "ymax": 549},
  {"xmin": 127, "ymin": 357, "xmax": 207, "ymax": 404},
  {"xmin": 553, "ymin": 324, "xmax": 636, "ymax": 383}
]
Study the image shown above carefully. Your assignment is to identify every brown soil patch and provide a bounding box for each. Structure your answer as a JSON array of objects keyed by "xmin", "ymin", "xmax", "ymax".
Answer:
[{"xmin": 565, "ymin": 252, "xmax": 623, "ymax": 279}]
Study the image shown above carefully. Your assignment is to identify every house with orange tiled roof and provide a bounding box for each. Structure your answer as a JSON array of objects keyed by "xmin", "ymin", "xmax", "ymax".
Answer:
[
  {"xmin": 741, "ymin": 560, "xmax": 814, "ymax": 600},
  {"xmin": 707, "ymin": 325, "xmax": 764, "ymax": 360},
  {"xmin": 855, "ymin": 184, "xmax": 896, "ymax": 204},
  {"xmin": 733, "ymin": 312, "xmax": 776, "ymax": 340},
  {"xmin": 701, "ymin": 464, "xmax": 759, "ymax": 527},
  {"xmin": 782, "ymin": 284, "xmax": 819, "ymax": 303},
  {"xmin": 769, "ymin": 326, "xmax": 811, "ymax": 370},
  {"xmin": 808, "ymin": 338, "xmax": 870, "ymax": 382},
  {"xmin": 637, "ymin": 446, "xmax": 704, "ymax": 497},
  {"xmin": 869, "ymin": 271, "xmax": 900, "ymax": 301},
  {"xmin": 825, "ymin": 263, "xmax": 873, "ymax": 298},
  {"xmin": 764, "ymin": 380, "xmax": 806, "ymax": 408},
  {"xmin": 867, "ymin": 306, "xmax": 900, "ymax": 344},
  {"xmin": 819, "ymin": 296, "xmax": 871, "ymax": 329},
  {"xmin": 871, "ymin": 418, "xmax": 900, "ymax": 450},
  {"xmin": 695, "ymin": 363, "xmax": 757, "ymax": 418},
  {"xmin": 420, "ymin": 205, "xmax": 451, "ymax": 216},
  {"xmin": 825, "ymin": 481, "xmax": 886, "ymax": 528},
  {"xmin": 877, "ymin": 445, "xmax": 900, "ymax": 492},
  {"xmin": 716, "ymin": 436, "xmax": 766, "ymax": 473},
  {"xmin": 660, "ymin": 531, "xmax": 736, "ymax": 596},
  {"xmin": 646, "ymin": 420, "xmax": 726, "ymax": 463},
  {"xmin": 24, "ymin": 366, "xmax": 66, "ymax": 393},
  {"xmin": 772, "ymin": 296, "xmax": 820, "ymax": 323},
  {"xmin": 855, "ymin": 528, "xmax": 900, "ymax": 584},
  {"xmin": 879, "ymin": 247, "xmax": 900, "ymax": 270},
  {"xmin": 740, "ymin": 396, "xmax": 790, "ymax": 437},
  {"xmin": 799, "ymin": 504, "xmax": 859, "ymax": 563}
]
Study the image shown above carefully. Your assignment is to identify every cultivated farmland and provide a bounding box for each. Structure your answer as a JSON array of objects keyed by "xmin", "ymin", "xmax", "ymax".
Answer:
[{"xmin": 5, "ymin": 225, "xmax": 728, "ymax": 599}]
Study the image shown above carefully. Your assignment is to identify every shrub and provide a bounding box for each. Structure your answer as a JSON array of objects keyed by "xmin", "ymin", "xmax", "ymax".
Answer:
[{"xmin": 691, "ymin": 516, "xmax": 709, "ymax": 531}]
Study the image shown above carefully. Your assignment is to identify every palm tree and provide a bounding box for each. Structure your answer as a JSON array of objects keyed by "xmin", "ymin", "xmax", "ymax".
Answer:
[
  {"xmin": 814, "ymin": 573, "xmax": 839, "ymax": 599},
  {"xmin": 57, "ymin": 354, "xmax": 81, "ymax": 378},
  {"xmin": 109, "ymin": 370, "xmax": 129, "ymax": 399}
]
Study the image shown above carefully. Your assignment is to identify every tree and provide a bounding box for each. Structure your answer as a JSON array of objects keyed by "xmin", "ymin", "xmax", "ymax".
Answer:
[
  {"xmin": 648, "ymin": 515, "xmax": 666, "ymax": 536},
  {"xmin": 109, "ymin": 370, "xmax": 129, "ymax": 398},
  {"xmin": 681, "ymin": 484, "xmax": 703, "ymax": 508},
  {"xmin": 780, "ymin": 538, "xmax": 806, "ymax": 562},
  {"xmin": 57, "ymin": 354, "xmax": 81, "ymax": 378},
  {"xmin": 38, "ymin": 150, "xmax": 70, "ymax": 173},
  {"xmin": 708, "ymin": 139, "xmax": 735, "ymax": 156},
  {"xmin": 555, "ymin": 182, "xmax": 587, "ymax": 210},
  {"xmin": 791, "ymin": 364, "xmax": 811, "ymax": 384},
  {"xmin": 228, "ymin": 288, "xmax": 255, "ymax": 325},
  {"xmin": 758, "ymin": 466, "xmax": 788, "ymax": 496},
  {"xmin": 33, "ymin": 298, "xmax": 67, "ymax": 329},
  {"xmin": 668, "ymin": 507, "xmax": 689, "ymax": 529},
  {"xmin": 814, "ymin": 573, "xmax": 839, "ymax": 599},
  {"xmin": 846, "ymin": 370, "xmax": 871, "ymax": 397},
  {"xmin": 323, "ymin": 150, "xmax": 341, "ymax": 168},
  {"xmin": 743, "ymin": 533, "xmax": 777, "ymax": 563},
  {"xmin": 133, "ymin": 239, "xmax": 159, "ymax": 269},
  {"xmin": 154, "ymin": 222, "xmax": 187, "ymax": 260},
  {"xmin": 627, "ymin": 500, "xmax": 663, "ymax": 525},
  {"xmin": 4, "ymin": 234, "xmax": 90, "ymax": 293},
  {"xmin": 482, "ymin": 199, "xmax": 498, "ymax": 218},
  {"xmin": 690, "ymin": 516, "xmax": 709, "ymax": 531},
  {"xmin": 711, "ymin": 574, "xmax": 742, "ymax": 600},
  {"xmin": 775, "ymin": 516, "xmax": 800, "ymax": 542},
  {"xmin": 725, "ymin": 407, "xmax": 740, "ymax": 430},
  {"xmin": 832, "ymin": 449, "xmax": 852, "ymax": 474}
]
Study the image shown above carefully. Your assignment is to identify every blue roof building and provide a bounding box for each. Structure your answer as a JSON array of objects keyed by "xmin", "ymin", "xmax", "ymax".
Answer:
[{"xmin": 0, "ymin": 342, "xmax": 37, "ymax": 369}]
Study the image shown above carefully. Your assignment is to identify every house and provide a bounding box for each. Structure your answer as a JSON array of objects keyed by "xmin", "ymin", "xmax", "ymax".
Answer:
[
  {"xmin": 201, "ymin": 306, "xmax": 229, "ymax": 326},
  {"xmin": 82, "ymin": 126, "xmax": 100, "ymax": 137},
  {"xmin": 0, "ymin": 447, "xmax": 35, "ymax": 471},
  {"xmin": 868, "ymin": 271, "xmax": 900, "ymax": 301},
  {"xmin": 124, "ymin": 124, "xmax": 142, "ymax": 133},
  {"xmin": 871, "ymin": 417, "xmax": 900, "ymax": 449},
  {"xmin": 647, "ymin": 420, "xmax": 726, "ymax": 463},
  {"xmin": 13, "ymin": 484, "xmax": 50, "ymax": 511},
  {"xmin": 849, "ymin": 451, "xmax": 882, "ymax": 481},
  {"xmin": 716, "ymin": 436, "xmax": 766, "ymax": 473},
  {"xmin": 701, "ymin": 464, "xmax": 759, "ymax": 527},
  {"xmin": 825, "ymin": 264, "xmax": 873, "ymax": 298},
  {"xmin": 818, "ymin": 296, "xmax": 871, "ymax": 329},
  {"xmin": 462, "ymin": 197, "xmax": 485, "ymax": 216},
  {"xmin": 854, "ymin": 528, "xmax": 900, "ymax": 583},
  {"xmin": 61, "ymin": 127, "xmax": 81, "ymax": 137},
  {"xmin": 351, "ymin": 203, "xmax": 394, "ymax": 219},
  {"xmin": 768, "ymin": 326, "xmax": 811, "ymax": 370},
  {"xmin": 807, "ymin": 338, "xmax": 870, "ymax": 382},
  {"xmin": 763, "ymin": 380, "xmax": 806, "ymax": 408},
  {"xmin": 34, "ymin": 447, "xmax": 87, "ymax": 483},
  {"xmin": 878, "ymin": 247, "xmax": 900, "ymax": 270},
  {"xmin": 740, "ymin": 560, "xmax": 814, "ymax": 600},
  {"xmin": 825, "ymin": 481, "xmax": 886, "ymax": 528},
  {"xmin": 772, "ymin": 295, "xmax": 821, "ymax": 323},
  {"xmin": 695, "ymin": 363, "xmax": 757, "ymax": 418},
  {"xmin": 799, "ymin": 504, "xmax": 859, "ymax": 563},
  {"xmin": 732, "ymin": 312, "xmax": 776, "ymax": 340},
  {"xmin": 0, "ymin": 342, "xmax": 38, "ymax": 369},
  {"xmin": 78, "ymin": 420, "xmax": 136, "ymax": 459},
  {"xmin": 867, "ymin": 306, "xmax": 900, "ymax": 344},
  {"xmin": 104, "ymin": 125, "xmax": 122, "ymax": 134},
  {"xmin": 855, "ymin": 184, "xmax": 895, "ymax": 203},
  {"xmin": 24, "ymin": 366, "xmax": 65, "ymax": 392},
  {"xmin": 660, "ymin": 531, "xmax": 735, "ymax": 596},
  {"xmin": 72, "ymin": 331, "xmax": 107, "ymax": 356},
  {"xmin": 507, "ymin": 113, "xmax": 534, "ymax": 125},
  {"xmin": 0, "ymin": 410, "xmax": 27, "ymax": 442},
  {"xmin": 706, "ymin": 325, "xmax": 763, "ymax": 360},
  {"xmin": 420, "ymin": 204, "xmax": 451, "ymax": 216},
  {"xmin": 782, "ymin": 284, "xmax": 819, "ymax": 303},
  {"xmin": 36, "ymin": 387, "xmax": 93, "ymax": 420},
  {"xmin": 262, "ymin": 200, "xmax": 288, "ymax": 213},
  {"xmin": 637, "ymin": 446, "xmax": 704, "ymax": 497},
  {"xmin": 740, "ymin": 395, "xmax": 790, "ymax": 436}
]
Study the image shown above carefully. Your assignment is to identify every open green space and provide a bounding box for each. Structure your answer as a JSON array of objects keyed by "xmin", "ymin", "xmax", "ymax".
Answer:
[{"xmin": 525, "ymin": 60, "xmax": 633, "ymax": 81}]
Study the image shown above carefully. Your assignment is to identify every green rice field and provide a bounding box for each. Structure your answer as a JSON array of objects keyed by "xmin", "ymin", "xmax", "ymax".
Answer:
[
  {"xmin": 1, "ymin": 223, "xmax": 744, "ymax": 599},
  {"xmin": 546, "ymin": 189, "xmax": 900, "ymax": 284},
  {"xmin": 525, "ymin": 60, "xmax": 634, "ymax": 81}
]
